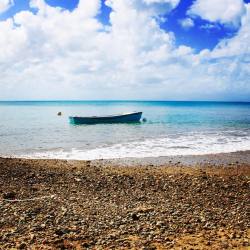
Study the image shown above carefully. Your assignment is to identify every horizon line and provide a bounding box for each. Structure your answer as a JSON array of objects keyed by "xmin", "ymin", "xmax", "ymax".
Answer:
[{"xmin": 0, "ymin": 100, "xmax": 250, "ymax": 103}]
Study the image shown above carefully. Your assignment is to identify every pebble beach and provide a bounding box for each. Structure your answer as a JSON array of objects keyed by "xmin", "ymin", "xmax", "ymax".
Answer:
[{"xmin": 0, "ymin": 155, "xmax": 249, "ymax": 249}]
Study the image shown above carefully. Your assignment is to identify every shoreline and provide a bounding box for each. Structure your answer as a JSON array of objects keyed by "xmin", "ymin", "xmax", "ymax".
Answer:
[
  {"xmin": 0, "ymin": 155, "xmax": 249, "ymax": 249},
  {"xmin": 1, "ymin": 150, "xmax": 250, "ymax": 167}
]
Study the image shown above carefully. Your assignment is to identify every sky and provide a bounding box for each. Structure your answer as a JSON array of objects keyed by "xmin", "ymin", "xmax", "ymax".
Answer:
[{"xmin": 0, "ymin": 0, "xmax": 249, "ymax": 101}]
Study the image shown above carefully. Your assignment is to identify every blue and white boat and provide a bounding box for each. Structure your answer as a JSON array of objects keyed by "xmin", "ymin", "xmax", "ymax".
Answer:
[{"xmin": 69, "ymin": 112, "xmax": 142, "ymax": 125}]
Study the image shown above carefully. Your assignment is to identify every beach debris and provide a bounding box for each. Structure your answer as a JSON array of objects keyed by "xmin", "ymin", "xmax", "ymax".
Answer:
[
  {"xmin": 57, "ymin": 111, "xmax": 62, "ymax": 116},
  {"xmin": 2, "ymin": 194, "xmax": 56, "ymax": 202}
]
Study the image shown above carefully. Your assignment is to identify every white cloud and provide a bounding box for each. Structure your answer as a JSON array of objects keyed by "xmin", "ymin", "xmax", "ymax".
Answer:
[
  {"xmin": 105, "ymin": 0, "xmax": 180, "ymax": 17},
  {"xmin": 188, "ymin": 0, "xmax": 246, "ymax": 27},
  {"xmin": 195, "ymin": 4, "xmax": 250, "ymax": 99},
  {"xmin": 0, "ymin": 0, "xmax": 249, "ymax": 101},
  {"xmin": 211, "ymin": 4, "xmax": 250, "ymax": 58},
  {"xmin": 178, "ymin": 17, "xmax": 194, "ymax": 29},
  {"xmin": 200, "ymin": 23, "xmax": 220, "ymax": 30},
  {"xmin": 0, "ymin": 0, "xmax": 13, "ymax": 14}
]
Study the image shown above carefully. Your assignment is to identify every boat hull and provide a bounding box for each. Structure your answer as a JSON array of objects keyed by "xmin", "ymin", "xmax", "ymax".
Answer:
[{"xmin": 69, "ymin": 112, "xmax": 142, "ymax": 125}]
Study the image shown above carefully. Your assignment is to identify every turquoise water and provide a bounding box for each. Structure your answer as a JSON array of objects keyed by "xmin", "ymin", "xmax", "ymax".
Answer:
[{"xmin": 0, "ymin": 101, "xmax": 249, "ymax": 159}]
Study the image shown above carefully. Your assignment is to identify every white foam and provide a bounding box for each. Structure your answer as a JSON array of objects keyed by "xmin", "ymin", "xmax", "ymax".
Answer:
[{"xmin": 19, "ymin": 132, "xmax": 250, "ymax": 160}]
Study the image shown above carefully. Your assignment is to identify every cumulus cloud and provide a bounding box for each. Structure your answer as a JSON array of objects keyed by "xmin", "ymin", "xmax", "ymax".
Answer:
[
  {"xmin": 196, "ymin": 3, "xmax": 250, "ymax": 99},
  {"xmin": 178, "ymin": 17, "xmax": 194, "ymax": 29},
  {"xmin": 0, "ymin": 0, "xmax": 249, "ymax": 101},
  {"xmin": 188, "ymin": 0, "xmax": 246, "ymax": 27},
  {"xmin": 106, "ymin": 0, "xmax": 180, "ymax": 18},
  {"xmin": 0, "ymin": 0, "xmax": 13, "ymax": 14}
]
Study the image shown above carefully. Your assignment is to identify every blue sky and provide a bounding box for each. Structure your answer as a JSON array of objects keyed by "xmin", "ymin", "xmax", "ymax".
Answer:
[
  {"xmin": 162, "ymin": 0, "xmax": 238, "ymax": 51},
  {"xmin": 1, "ymin": 0, "xmax": 249, "ymax": 51},
  {"xmin": 0, "ymin": 0, "xmax": 249, "ymax": 101}
]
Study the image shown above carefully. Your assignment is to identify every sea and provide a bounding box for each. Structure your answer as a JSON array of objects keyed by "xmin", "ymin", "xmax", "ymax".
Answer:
[{"xmin": 0, "ymin": 101, "xmax": 249, "ymax": 160}]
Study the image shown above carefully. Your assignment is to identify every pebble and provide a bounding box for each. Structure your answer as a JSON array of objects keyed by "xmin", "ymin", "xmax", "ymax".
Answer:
[
  {"xmin": 0, "ymin": 157, "xmax": 249, "ymax": 249},
  {"xmin": 18, "ymin": 242, "xmax": 27, "ymax": 249},
  {"xmin": 3, "ymin": 192, "xmax": 16, "ymax": 199}
]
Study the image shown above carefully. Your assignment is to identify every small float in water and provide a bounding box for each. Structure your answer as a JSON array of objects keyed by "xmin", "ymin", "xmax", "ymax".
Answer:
[{"xmin": 69, "ymin": 112, "xmax": 143, "ymax": 125}]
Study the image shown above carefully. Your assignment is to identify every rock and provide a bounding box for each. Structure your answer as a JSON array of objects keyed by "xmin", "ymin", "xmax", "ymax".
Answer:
[
  {"xmin": 29, "ymin": 233, "xmax": 35, "ymax": 242},
  {"xmin": 55, "ymin": 229, "xmax": 65, "ymax": 236},
  {"xmin": 142, "ymin": 245, "xmax": 157, "ymax": 250},
  {"xmin": 82, "ymin": 242, "xmax": 90, "ymax": 248},
  {"xmin": 55, "ymin": 228, "xmax": 70, "ymax": 236},
  {"xmin": 19, "ymin": 242, "xmax": 27, "ymax": 249},
  {"xmin": 131, "ymin": 213, "xmax": 139, "ymax": 221},
  {"xmin": 3, "ymin": 192, "xmax": 16, "ymax": 199},
  {"xmin": 206, "ymin": 241, "xmax": 211, "ymax": 246},
  {"xmin": 156, "ymin": 221, "xmax": 165, "ymax": 227},
  {"xmin": 0, "ymin": 157, "xmax": 249, "ymax": 249}
]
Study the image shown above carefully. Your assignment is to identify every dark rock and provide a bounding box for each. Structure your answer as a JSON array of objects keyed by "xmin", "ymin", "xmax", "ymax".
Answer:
[
  {"xmin": 131, "ymin": 213, "xmax": 139, "ymax": 221},
  {"xmin": 3, "ymin": 192, "xmax": 16, "ymax": 199},
  {"xmin": 82, "ymin": 242, "xmax": 90, "ymax": 247},
  {"xmin": 55, "ymin": 228, "xmax": 70, "ymax": 236},
  {"xmin": 19, "ymin": 242, "xmax": 27, "ymax": 249}
]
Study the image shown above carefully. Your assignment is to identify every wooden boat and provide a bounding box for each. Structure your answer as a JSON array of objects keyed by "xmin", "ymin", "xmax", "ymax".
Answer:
[{"xmin": 69, "ymin": 112, "xmax": 142, "ymax": 125}]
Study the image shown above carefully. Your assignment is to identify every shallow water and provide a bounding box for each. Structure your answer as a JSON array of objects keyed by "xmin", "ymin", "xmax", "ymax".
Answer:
[{"xmin": 0, "ymin": 101, "xmax": 249, "ymax": 159}]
